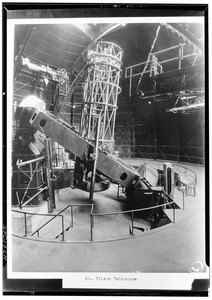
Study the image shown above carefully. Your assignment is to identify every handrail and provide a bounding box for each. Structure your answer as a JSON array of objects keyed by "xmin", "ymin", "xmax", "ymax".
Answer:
[
  {"xmin": 172, "ymin": 163, "xmax": 197, "ymax": 183},
  {"xmin": 12, "ymin": 209, "xmax": 65, "ymax": 241},
  {"xmin": 146, "ymin": 167, "xmax": 162, "ymax": 178},
  {"xmin": 125, "ymin": 43, "xmax": 197, "ymax": 75},
  {"xmin": 91, "ymin": 194, "xmax": 176, "ymax": 238},
  {"xmin": 16, "ymin": 156, "xmax": 45, "ymax": 167},
  {"xmin": 54, "ymin": 204, "xmax": 94, "ymax": 238},
  {"xmin": 31, "ymin": 203, "xmax": 93, "ymax": 238},
  {"xmin": 173, "ymin": 163, "xmax": 196, "ymax": 177},
  {"xmin": 125, "ymin": 42, "xmax": 200, "ymax": 97},
  {"xmin": 13, "ymin": 190, "xmax": 177, "ymax": 242},
  {"xmin": 92, "ymin": 196, "xmax": 174, "ymax": 217},
  {"xmin": 31, "ymin": 213, "xmax": 63, "ymax": 238},
  {"xmin": 152, "ymin": 43, "xmax": 185, "ymax": 56},
  {"xmin": 125, "ymin": 52, "xmax": 197, "ymax": 79}
]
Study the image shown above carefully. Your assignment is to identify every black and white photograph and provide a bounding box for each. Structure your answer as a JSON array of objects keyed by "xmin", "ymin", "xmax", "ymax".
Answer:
[{"xmin": 2, "ymin": 2, "xmax": 209, "ymax": 296}]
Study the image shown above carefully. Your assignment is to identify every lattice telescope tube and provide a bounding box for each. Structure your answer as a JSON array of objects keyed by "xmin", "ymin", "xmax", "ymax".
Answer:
[{"xmin": 80, "ymin": 41, "xmax": 123, "ymax": 153}]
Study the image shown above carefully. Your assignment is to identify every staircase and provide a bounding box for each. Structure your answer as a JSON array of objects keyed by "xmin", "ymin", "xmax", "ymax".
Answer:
[{"xmin": 30, "ymin": 204, "xmax": 93, "ymax": 242}]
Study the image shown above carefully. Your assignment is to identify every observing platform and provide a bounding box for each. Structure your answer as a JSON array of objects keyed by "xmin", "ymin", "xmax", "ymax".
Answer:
[{"xmin": 11, "ymin": 160, "xmax": 206, "ymax": 273}]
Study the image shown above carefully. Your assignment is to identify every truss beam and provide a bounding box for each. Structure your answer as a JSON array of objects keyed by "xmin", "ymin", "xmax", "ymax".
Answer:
[{"xmin": 80, "ymin": 41, "xmax": 123, "ymax": 153}]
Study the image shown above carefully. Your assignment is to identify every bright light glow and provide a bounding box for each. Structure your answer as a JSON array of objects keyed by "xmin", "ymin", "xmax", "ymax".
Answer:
[{"xmin": 19, "ymin": 95, "xmax": 46, "ymax": 110}]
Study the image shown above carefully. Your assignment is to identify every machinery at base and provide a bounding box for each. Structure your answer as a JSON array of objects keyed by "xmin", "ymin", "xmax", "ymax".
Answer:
[{"xmin": 16, "ymin": 101, "xmax": 162, "ymax": 210}]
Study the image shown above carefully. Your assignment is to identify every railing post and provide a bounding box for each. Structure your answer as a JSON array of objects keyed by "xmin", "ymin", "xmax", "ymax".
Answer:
[
  {"xmin": 173, "ymin": 203, "xmax": 175, "ymax": 224},
  {"xmin": 194, "ymin": 173, "xmax": 197, "ymax": 197},
  {"xmin": 37, "ymin": 230, "xmax": 39, "ymax": 238},
  {"xmin": 92, "ymin": 214, "xmax": 95, "ymax": 228},
  {"xmin": 24, "ymin": 212, "xmax": 27, "ymax": 237},
  {"xmin": 185, "ymin": 183, "xmax": 188, "ymax": 197},
  {"xmin": 163, "ymin": 193, "xmax": 166, "ymax": 210},
  {"xmin": 17, "ymin": 166, "xmax": 22, "ymax": 209},
  {"xmin": 90, "ymin": 214, "xmax": 93, "ymax": 241},
  {"xmin": 182, "ymin": 190, "xmax": 185, "ymax": 210},
  {"xmin": 70, "ymin": 206, "xmax": 74, "ymax": 227},
  {"xmin": 193, "ymin": 185, "xmax": 196, "ymax": 197},
  {"xmin": 61, "ymin": 216, "xmax": 65, "ymax": 241},
  {"xmin": 131, "ymin": 211, "xmax": 134, "ymax": 236},
  {"xmin": 89, "ymin": 116, "xmax": 101, "ymax": 201}
]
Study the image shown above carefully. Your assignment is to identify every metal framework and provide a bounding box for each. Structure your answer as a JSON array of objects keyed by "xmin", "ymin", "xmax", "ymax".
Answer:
[
  {"xmin": 16, "ymin": 156, "xmax": 47, "ymax": 208},
  {"xmin": 15, "ymin": 140, "xmax": 56, "ymax": 210},
  {"xmin": 21, "ymin": 57, "xmax": 69, "ymax": 96},
  {"xmin": 80, "ymin": 41, "xmax": 123, "ymax": 152},
  {"xmin": 125, "ymin": 43, "xmax": 199, "ymax": 97},
  {"xmin": 166, "ymin": 93, "xmax": 205, "ymax": 113}
]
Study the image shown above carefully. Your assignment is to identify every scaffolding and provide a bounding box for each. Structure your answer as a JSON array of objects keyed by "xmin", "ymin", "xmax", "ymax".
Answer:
[{"xmin": 125, "ymin": 43, "xmax": 200, "ymax": 97}]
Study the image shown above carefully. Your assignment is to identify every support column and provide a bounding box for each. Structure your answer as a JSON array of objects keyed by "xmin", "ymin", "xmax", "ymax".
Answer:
[
  {"xmin": 17, "ymin": 166, "xmax": 21, "ymax": 208},
  {"xmin": 52, "ymin": 83, "xmax": 60, "ymax": 115},
  {"xmin": 89, "ymin": 116, "xmax": 101, "ymax": 201},
  {"xmin": 177, "ymin": 114, "xmax": 182, "ymax": 163},
  {"xmin": 152, "ymin": 101, "xmax": 158, "ymax": 160},
  {"xmin": 70, "ymin": 93, "xmax": 75, "ymax": 126},
  {"xmin": 129, "ymin": 98, "xmax": 136, "ymax": 158},
  {"xmin": 45, "ymin": 138, "xmax": 55, "ymax": 213}
]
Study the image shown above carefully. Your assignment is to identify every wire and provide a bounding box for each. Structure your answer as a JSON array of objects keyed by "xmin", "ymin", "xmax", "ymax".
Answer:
[{"xmin": 13, "ymin": 78, "xmax": 35, "ymax": 93}]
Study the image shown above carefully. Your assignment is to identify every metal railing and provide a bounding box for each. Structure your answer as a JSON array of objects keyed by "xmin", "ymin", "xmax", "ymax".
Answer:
[
  {"xmin": 146, "ymin": 166, "xmax": 164, "ymax": 182},
  {"xmin": 12, "ymin": 209, "xmax": 65, "ymax": 241},
  {"xmin": 172, "ymin": 164, "xmax": 197, "ymax": 196},
  {"xmin": 30, "ymin": 204, "xmax": 93, "ymax": 241},
  {"xmin": 172, "ymin": 163, "xmax": 197, "ymax": 183},
  {"xmin": 54, "ymin": 204, "xmax": 94, "ymax": 240},
  {"xmin": 13, "ymin": 190, "xmax": 181, "ymax": 242},
  {"xmin": 125, "ymin": 43, "xmax": 199, "ymax": 97},
  {"xmin": 125, "ymin": 43, "xmax": 198, "ymax": 79},
  {"xmin": 90, "ymin": 191, "xmax": 176, "ymax": 240}
]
